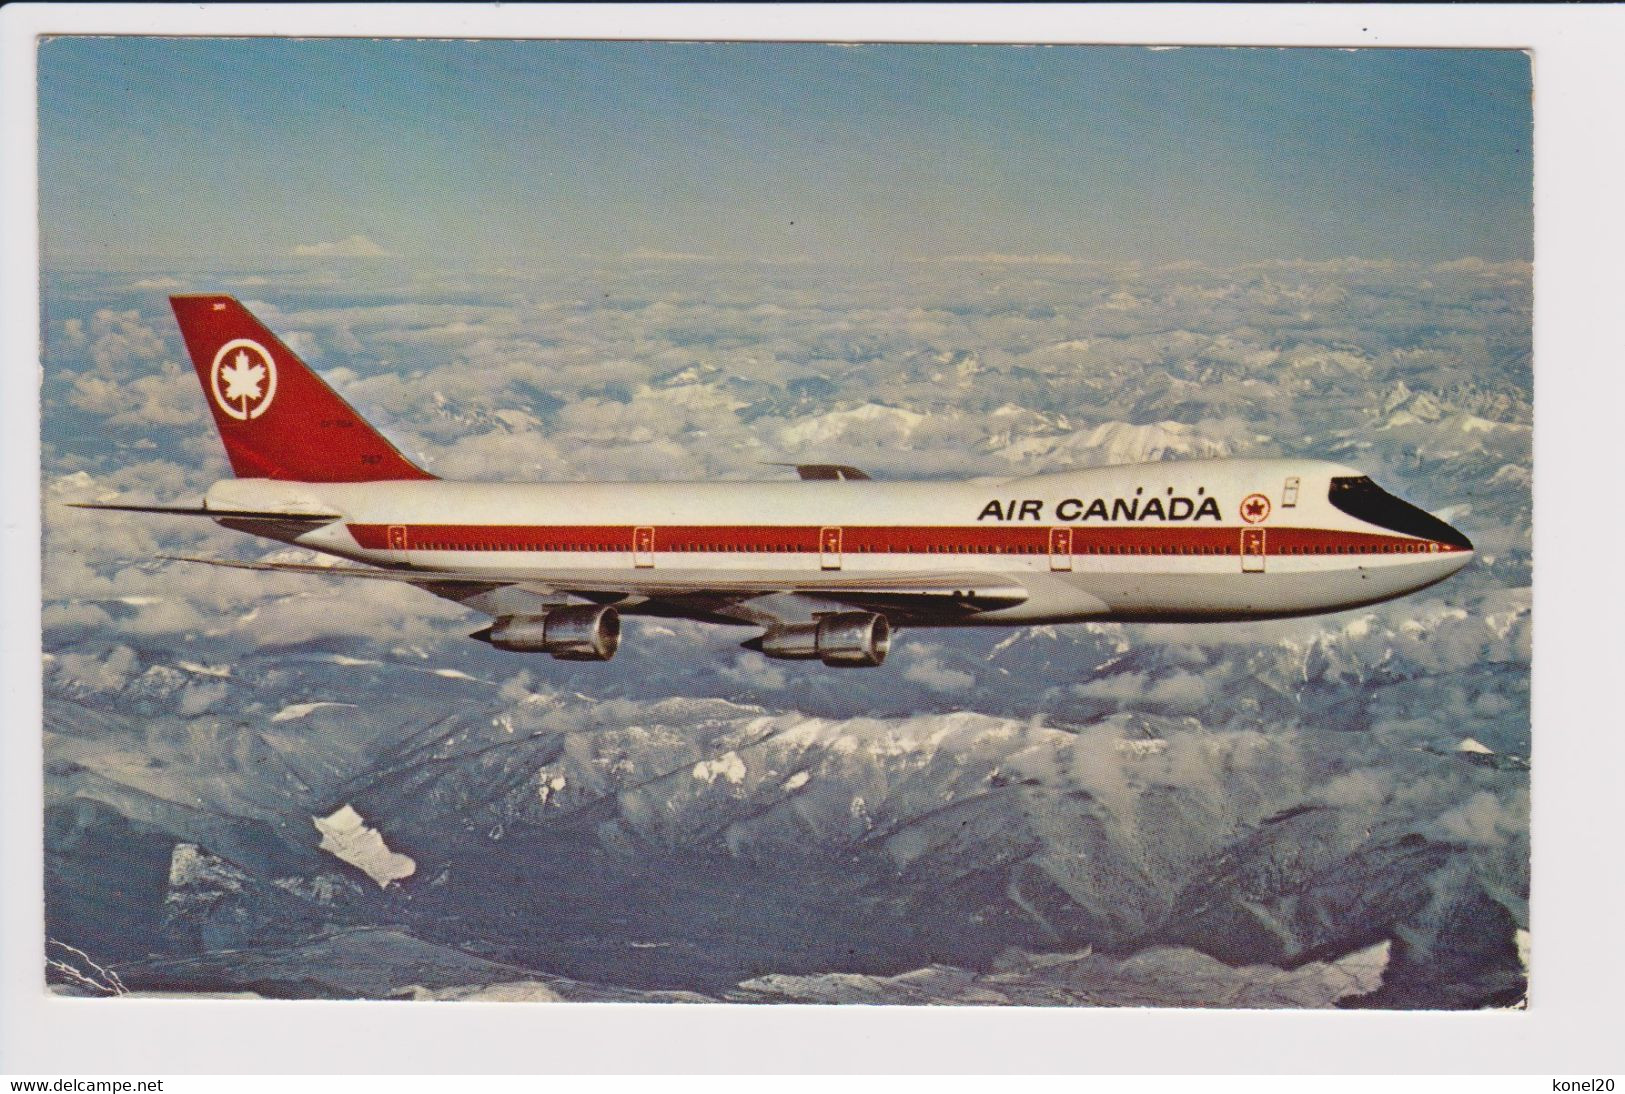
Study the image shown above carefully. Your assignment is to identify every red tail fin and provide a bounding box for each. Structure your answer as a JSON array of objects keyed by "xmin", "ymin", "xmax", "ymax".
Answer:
[{"xmin": 170, "ymin": 295, "xmax": 433, "ymax": 482}]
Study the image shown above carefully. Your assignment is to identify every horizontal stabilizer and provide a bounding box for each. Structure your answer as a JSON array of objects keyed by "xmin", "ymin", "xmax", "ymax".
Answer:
[
  {"xmin": 161, "ymin": 555, "xmax": 497, "ymax": 585},
  {"xmin": 70, "ymin": 502, "xmax": 342, "ymax": 522}
]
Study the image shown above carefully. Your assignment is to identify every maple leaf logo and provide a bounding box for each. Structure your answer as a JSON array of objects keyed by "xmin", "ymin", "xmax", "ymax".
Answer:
[
  {"xmin": 221, "ymin": 349, "xmax": 265, "ymax": 403},
  {"xmin": 209, "ymin": 339, "xmax": 278, "ymax": 420}
]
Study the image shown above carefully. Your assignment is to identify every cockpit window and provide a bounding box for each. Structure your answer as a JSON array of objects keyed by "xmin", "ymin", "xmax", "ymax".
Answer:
[{"xmin": 1328, "ymin": 477, "xmax": 1472, "ymax": 548}]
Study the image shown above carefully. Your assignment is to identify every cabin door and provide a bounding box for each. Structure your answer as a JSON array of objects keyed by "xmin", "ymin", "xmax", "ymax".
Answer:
[
  {"xmin": 387, "ymin": 524, "xmax": 409, "ymax": 562},
  {"xmin": 1241, "ymin": 528, "xmax": 1266, "ymax": 573},
  {"xmin": 820, "ymin": 526, "xmax": 843, "ymax": 570},
  {"xmin": 1049, "ymin": 527, "xmax": 1073, "ymax": 572},
  {"xmin": 633, "ymin": 526, "xmax": 656, "ymax": 568}
]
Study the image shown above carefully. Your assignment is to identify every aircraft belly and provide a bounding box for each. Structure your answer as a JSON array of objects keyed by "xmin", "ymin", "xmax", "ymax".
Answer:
[
  {"xmin": 1005, "ymin": 554, "xmax": 1471, "ymax": 622},
  {"xmin": 348, "ymin": 545, "xmax": 1468, "ymax": 625}
]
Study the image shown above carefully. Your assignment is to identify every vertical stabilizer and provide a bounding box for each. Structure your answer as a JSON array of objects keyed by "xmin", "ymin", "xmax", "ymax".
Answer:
[{"xmin": 169, "ymin": 295, "xmax": 434, "ymax": 482}]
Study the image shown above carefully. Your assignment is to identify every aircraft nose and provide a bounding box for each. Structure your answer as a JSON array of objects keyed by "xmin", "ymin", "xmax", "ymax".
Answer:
[
  {"xmin": 1432, "ymin": 517, "xmax": 1474, "ymax": 576},
  {"xmin": 1437, "ymin": 516, "xmax": 1473, "ymax": 553},
  {"xmin": 1444, "ymin": 534, "xmax": 1474, "ymax": 572}
]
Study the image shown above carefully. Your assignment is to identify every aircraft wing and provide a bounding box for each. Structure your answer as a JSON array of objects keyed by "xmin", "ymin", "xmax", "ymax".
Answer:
[{"xmin": 163, "ymin": 555, "xmax": 1028, "ymax": 626}]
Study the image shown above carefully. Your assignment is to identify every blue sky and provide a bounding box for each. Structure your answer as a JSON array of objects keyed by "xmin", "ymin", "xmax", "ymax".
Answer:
[{"xmin": 39, "ymin": 39, "xmax": 1531, "ymax": 267}]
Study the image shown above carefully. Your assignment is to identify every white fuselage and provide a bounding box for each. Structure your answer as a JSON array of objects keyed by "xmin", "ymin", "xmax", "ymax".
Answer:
[{"xmin": 205, "ymin": 457, "xmax": 1474, "ymax": 625}]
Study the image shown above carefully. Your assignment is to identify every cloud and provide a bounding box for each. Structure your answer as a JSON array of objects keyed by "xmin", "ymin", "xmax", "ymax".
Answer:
[
  {"xmin": 69, "ymin": 363, "xmax": 199, "ymax": 427},
  {"xmin": 200, "ymin": 257, "xmax": 1519, "ymax": 487},
  {"xmin": 42, "ymin": 601, "xmax": 116, "ymax": 637},
  {"xmin": 177, "ymin": 680, "xmax": 229, "ymax": 715},
  {"xmin": 1072, "ymin": 668, "xmax": 1220, "ymax": 712},
  {"xmin": 36, "ymin": 252, "xmax": 1532, "ymax": 1010},
  {"xmin": 51, "ymin": 646, "xmax": 140, "ymax": 692},
  {"xmin": 291, "ymin": 234, "xmax": 397, "ymax": 259},
  {"xmin": 719, "ymin": 655, "xmax": 788, "ymax": 692},
  {"xmin": 930, "ymin": 253, "xmax": 1076, "ymax": 265},
  {"xmin": 1430, "ymin": 257, "xmax": 1531, "ymax": 279},
  {"xmin": 624, "ymin": 248, "xmax": 722, "ymax": 263},
  {"xmin": 1430, "ymin": 789, "xmax": 1528, "ymax": 847},
  {"xmin": 41, "ymin": 255, "xmax": 1531, "ymax": 731},
  {"xmin": 902, "ymin": 654, "xmax": 974, "ymax": 693},
  {"xmin": 82, "ymin": 308, "xmax": 166, "ymax": 372}
]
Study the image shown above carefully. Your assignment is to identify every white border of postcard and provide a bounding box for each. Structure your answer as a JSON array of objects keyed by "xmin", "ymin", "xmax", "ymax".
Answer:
[{"xmin": 4, "ymin": 2, "xmax": 1622, "ymax": 1077}]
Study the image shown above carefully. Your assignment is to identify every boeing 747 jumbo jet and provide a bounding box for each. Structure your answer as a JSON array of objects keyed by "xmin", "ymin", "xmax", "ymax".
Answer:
[{"xmin": 73, "ymin": 296, "xmax": 1474, "ymax": 668}]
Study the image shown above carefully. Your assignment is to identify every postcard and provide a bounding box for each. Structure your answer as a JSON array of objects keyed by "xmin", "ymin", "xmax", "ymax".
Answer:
[{"xmin": 37, "ymin": 33, "xmax": 1530, "ymax": 1020}]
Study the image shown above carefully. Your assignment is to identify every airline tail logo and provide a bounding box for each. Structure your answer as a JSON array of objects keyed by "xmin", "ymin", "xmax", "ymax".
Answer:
[
  {"xmin": 170, "ymin": 293, "xmax": 434, "ymax": 482},
  {"xmin": 210, "ymin": 338, "xmax": 278, "ymax": 420}
]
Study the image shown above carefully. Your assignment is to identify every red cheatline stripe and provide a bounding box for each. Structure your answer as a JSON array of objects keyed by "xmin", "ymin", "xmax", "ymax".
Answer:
[{"xmin": 348, "ymin": 524, "xmax": 1466, "ymax": 556}]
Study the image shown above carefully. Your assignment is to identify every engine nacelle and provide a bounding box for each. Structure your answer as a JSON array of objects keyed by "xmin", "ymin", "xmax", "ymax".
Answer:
[
  {"xmin": 759, "ymin": 611, "xmax": 890, "ymax": 667},
  {"xmin": 486, "ymin": 605, "xmax": 620, "ymax": 661}
]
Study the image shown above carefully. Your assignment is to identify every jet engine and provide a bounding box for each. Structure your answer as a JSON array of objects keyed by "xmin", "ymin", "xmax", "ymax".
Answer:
[
  {"xmin": 757, "ymin": 611, "xmax": 891, "ymax": 667},
  {"xmin": 481, "ymin": 605, "xmax": 621, "ymax": 661}
]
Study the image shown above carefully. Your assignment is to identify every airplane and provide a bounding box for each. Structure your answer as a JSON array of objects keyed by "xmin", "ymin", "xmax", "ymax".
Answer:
[{"xmin": 71, "ymin": 295, "xmax": 1475, "ymax": 668}]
